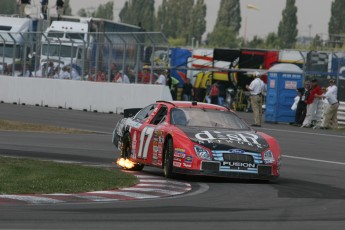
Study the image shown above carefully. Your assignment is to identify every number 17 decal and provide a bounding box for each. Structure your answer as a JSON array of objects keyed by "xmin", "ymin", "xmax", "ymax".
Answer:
[{"xmin": 138, "ymin": 126, "xmax": 155, "ymax": 159}]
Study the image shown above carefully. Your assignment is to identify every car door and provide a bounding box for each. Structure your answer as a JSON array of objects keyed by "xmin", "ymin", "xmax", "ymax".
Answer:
[{"xmin": 135, "ymin": 104, "xmax": 168, "ymax": 165}]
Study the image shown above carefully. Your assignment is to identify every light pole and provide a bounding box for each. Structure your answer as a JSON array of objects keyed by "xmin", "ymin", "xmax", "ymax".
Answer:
[{"xmin": 243, "ymin": 4, "xmax": 260, "ymax": 45}]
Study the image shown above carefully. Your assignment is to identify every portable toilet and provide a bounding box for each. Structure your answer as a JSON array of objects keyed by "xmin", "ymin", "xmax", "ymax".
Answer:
[{"xmin": 265, "ymin": 63, "xmax": 303, "ymax": 123}]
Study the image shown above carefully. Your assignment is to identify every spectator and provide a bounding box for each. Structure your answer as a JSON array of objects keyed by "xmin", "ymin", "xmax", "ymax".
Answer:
[
  {"xmin": 18, "ymin": 0, "xmax": 31, "ymax": 17},
  {"xmin": 115, "ymin": 70, "xmax": 130, "ymax": 84},
  {"xmin": 293, "ymin": 81, "xmax": 310, "ymax": 126},
  {"xmin": 320, "ymin": 78, "xmax": 339, "ymax": 129},
  {"xmin": 40, "ymin": 0, "xmax": 48, "ymax": 19},
  {"xmin": 47, "ymin": 62, "xmax": 55, "ymax": 78},
  {"xmin": 302, "ymin": 79, "xmax": 323, "ymax": 128},
  {"xmin": 246, "ymin": 72, "xmax": 265, "ymax": 127},
  {"xmin": 56, "ymin": 0, "xmax": 64, "ymax": 19},
  {"xmin": 166, "ymin": 73, "xmax": 179, "ymax": 100},
  {"xmin": 59, "ymin": 66, "xmax": 70, "ymax": 79},
  {"xmin": 209, "ymin": 81, "xmax": 219, "ymax": 105},
  {"xmin": 182, "ymin": 78, "xmax": 194, "ymax": 101},
  {"xmin": 155, "ymin": 69, "xmax": 166, "ymax": 85},
  {"xmin": 139, "ymin": 65, "xmax": 155, "ymax": 84},
  {"xmin": 110, "ymin": 63, "xmax": 119, "ymax": 82},
  {"xmin": 96, "ymin": 70, "xmax": 106, "ymax": 82}
]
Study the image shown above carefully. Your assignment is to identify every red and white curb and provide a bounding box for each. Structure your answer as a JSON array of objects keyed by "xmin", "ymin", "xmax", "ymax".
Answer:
[{"xmin": 0, "ymin": 173, "xmax": 192, "ymax": 205}]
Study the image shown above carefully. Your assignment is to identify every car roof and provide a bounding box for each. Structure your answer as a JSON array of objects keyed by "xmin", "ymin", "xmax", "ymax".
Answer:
[{"xmin": 156, "ymin": 100, "xmax": 229, "ymax": 111}]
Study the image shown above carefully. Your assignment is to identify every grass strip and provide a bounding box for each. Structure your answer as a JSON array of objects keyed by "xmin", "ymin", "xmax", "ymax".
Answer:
[
  {"xmin": 0, "ymin": 157, "xmax": 138, "ymax": 194},
  {"xmin": 0, "ymin": 120, "xmax": 90, "ymax": 134}
]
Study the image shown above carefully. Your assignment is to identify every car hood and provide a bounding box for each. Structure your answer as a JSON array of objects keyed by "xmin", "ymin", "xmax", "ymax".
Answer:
[{"xmin": 177, "ymin": 126, "xmax": 269, "ymax": 152}]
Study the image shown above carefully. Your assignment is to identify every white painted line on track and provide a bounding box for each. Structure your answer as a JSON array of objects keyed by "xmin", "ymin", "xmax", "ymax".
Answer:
[
  {"xmin": 283, "ymin": 155, "xmax": 345, "ymax": 166},
  {"xmin": 86, "ymin": 191, "xmax": 159, "ymax": 199},
  {"xmin": 0, "ymin": 195, "xmax": 64, "ymax": 204},
  {"xmin": 261, "ymin": 127, "xmax": 345, "ymax": 138},
  {"xmin": 120, "ymin": 188, "xmax": 182, "ymax": 195}
]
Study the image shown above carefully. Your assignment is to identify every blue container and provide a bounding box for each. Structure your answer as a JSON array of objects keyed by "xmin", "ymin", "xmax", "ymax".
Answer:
[{"xmin": 265, "ymin": 64, "xmax": 303, "ymax": 123}]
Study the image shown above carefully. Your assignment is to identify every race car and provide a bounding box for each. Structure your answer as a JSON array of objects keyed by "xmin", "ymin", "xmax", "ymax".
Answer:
[{"xmin": 112, "ymin": 101, "xmax": 281, "ymax": 180}]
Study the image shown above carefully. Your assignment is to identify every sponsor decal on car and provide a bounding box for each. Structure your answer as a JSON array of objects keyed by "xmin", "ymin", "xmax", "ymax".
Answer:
[
  {"xmin": 183, "ymin": 163, "xmax": 192, "ymax": 168},
  {"xmin": 173, "ymin": 161, "xmax": 182, "ymax": 167},
  {"xmin": 174, "ymin": 148, "xmax": 186, "ymax": 158},
  {"xmin": 221, "ymin": 162, "xmax": 256, "ymax": 168},
  {"xmin": 195, "ymin": 131, "xmax": 265, "ymax": 149},
  {"xmin": 185, "ymin": 155, "xmax": 193, "ymax": 163}
]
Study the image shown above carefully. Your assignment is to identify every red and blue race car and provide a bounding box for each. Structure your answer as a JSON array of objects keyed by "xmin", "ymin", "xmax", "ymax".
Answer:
[{"xmin": 112, "ymin": 101, "xmax": 281, "ymax": 180}]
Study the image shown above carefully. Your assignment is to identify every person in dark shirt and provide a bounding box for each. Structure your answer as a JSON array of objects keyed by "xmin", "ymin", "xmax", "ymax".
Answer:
[
  {"xmin": 294, "ymin": 81, "xmax": 310, "ymax": 126},
  {"xmin": 40, "ymin": 0, "xmax": 48, "ymax": 20},
  {"xmin": 182, "ymin": 78, "xmax": 194, "ymax": 101}
]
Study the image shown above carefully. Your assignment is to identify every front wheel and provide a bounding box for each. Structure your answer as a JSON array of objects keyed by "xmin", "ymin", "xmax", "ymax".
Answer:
[
  {"xmin": 120, "ymin": 132, "xmax": 144, "ymax": 171},
  {"xmin": 163, "ymin": 138, "xmax": 175, "ymax": 178}
]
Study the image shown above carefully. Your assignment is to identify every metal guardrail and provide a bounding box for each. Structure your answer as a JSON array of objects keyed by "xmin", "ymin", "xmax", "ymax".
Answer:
[{"xmin": 338, "ymin": 101, "xmax": 345, "ymax": 127}]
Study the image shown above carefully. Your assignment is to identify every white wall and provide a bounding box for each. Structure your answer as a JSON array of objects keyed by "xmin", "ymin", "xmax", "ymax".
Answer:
[{"xmin": 0, "ymin": 76, "xmax": 172, "ymax": 113}]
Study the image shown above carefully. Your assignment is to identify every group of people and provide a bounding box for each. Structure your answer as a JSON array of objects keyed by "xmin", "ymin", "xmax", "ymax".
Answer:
[
  {"xmin": 292, "ymin": 78, "xmax": 339, "ymax": 129},
  {"xmin": 17, "ymin": 0, "xmax": 64, "ymax": 19}
]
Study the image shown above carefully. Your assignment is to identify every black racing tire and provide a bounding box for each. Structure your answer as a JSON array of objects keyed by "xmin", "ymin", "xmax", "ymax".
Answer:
[
  {"xmin": 120, "ymin": 132, "xmax": 144, "ymax": 171},
  {"xmin": 163, "ymin": 138, "xmax": 175, "ymax": 178}
]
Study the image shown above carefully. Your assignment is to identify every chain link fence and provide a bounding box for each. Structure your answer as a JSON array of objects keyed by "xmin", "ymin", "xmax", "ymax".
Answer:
[{"xmin": 0, "ymin": 30, "xmax": 169, "ymax": 84}]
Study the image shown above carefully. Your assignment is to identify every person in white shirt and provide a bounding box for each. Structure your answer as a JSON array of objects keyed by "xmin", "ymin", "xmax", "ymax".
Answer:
[
  {"xmin": 115, "ymin": 70, "xmax": 130, "ymax": 84},
  {"xmin": 246, "ymin": 71, "xmax": 265, "ymax": 127},
  {"xmin": 320, "ymin": 78, "xmax": 339, "ymax": 129},
  {"xmin": 155, "ymin": 70, "xmax": 166, "ymax": 85},
  {"xmin": 59, "ymin": 66, "xmax": 71, "ymax": 79}
]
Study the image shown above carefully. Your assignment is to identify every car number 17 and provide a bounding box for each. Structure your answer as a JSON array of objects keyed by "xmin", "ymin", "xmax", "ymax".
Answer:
[{"xmin": 138, "ymin": 126, "xmax": 155, "ymax": 159}]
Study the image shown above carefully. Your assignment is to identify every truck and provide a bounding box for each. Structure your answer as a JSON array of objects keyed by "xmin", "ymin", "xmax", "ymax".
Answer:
[
  {"xmin": 0, "ymin": 15, "xmax": 39, "ymax": 76},
  {"xmin": 40, "ymin": 15, "xmax": 142, "ymax": 79}
]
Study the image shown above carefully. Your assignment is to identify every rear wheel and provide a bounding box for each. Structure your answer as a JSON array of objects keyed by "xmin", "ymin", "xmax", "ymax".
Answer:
[
  {"xmin": 163, "ymin": 138, "xmax": 175, "ymax": 178},
  {"xmin": 120, "ymin": 132, "xmax": 144, "ymax": 171}
]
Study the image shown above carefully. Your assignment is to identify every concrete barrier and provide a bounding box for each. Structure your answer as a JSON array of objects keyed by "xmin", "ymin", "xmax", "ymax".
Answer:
[{"xmin": 0, "ymin": 76, "xmax": 172, "ymax": 113}]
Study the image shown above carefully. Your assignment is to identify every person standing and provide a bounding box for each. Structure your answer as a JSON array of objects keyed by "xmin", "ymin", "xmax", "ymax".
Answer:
[
  {"xmin": 209, "ymin": 81, "xmax": 219, "ymax": 105},
  {"xmin": 40, "ymin": 0, "xmax": 48, "ymax": 19},
  {"xmin": 56, "ymin": 0, "xmax": 64, "ymax": 19},
  {"xmin": 321, "ymin": 78, "xmax": 339, "ymax": 129},
  {"xmin": 302, "ymin": 79, "xmax": 323, "ymax": 128},
  {"xmin": 246, "ymin": 72, "xmax": 265, "ymax": 127},
  {"xmin": 294, "ymin": 81, "xmax": 310, "ymax": 126},
  {"xmin": 182, "ymin": 78, "xmax": 194, "ymax": 101},
  {"xmin": 155, "ymin": 70, "xmax": 166, "ymax": 85}
]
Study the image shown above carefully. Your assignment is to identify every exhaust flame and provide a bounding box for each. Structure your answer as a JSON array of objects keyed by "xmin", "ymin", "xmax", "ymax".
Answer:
[{"xmin": 116, "ymin": 158, "xmax": 135, "ymax": 169}]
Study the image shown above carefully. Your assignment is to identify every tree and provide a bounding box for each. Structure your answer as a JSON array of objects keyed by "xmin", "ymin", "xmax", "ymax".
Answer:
[
  {"xmin": 265, "ymin": 32, "xmax": 280, "ymax": 49},
  {"xmin": 119, "ymin": 0, "xmax": 155, "ymax": 30},
  {"xmin": 189, "ymin": 0, "xmax": 207, "ymax": 45},
  {"xmin": 328, "ymin": 0, "xmax": 345, "ymax": 46},
  {"xmin": 78, "ymin": 2, "xmax": 114, "ymax": 20},
  {"xmin": 207, "ymin": 0, "xmax": 241, "ymax": 47},
  {"xmin": 0, "ymin": 0, "xmax": 17, "ymax": 15},
  {"xmin": 247, "ymin": 36, "xmax": 265, "ymax": 48},
  {"xmin": 93, "ymin": 2, "xmax": 114, "ymax": 20},
  {"xmin": 277, "ymin": 0, "xmax": 298, "ymax": 49},
  {"xmin": 156, "ymin": 0, "xmax": 206, "ymax": 45}
]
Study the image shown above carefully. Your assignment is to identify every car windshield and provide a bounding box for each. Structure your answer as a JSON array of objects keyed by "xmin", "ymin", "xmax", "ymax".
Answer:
[{"xmin": 170, "ymin": 108, "xmax": 249, "ymax": 130}]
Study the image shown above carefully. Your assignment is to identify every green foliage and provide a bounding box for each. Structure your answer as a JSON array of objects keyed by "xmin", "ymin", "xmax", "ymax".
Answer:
[
  {"xmin": 278, "ymin": 0, "xmax": 298, "ymax": 49},
  {"xmin": 206, "ymin": 25, "xmax": 239, "ymax": 48},
  {"xmin": 92, "ymin": 1, "xmax": 114, "ymax": 20},
  {"xmin": 0, "ymin": 157, "xmax": 138, "ymax": 194},
  {"xmin": 214, "ymin": 0, "xmax": 241, "ymax": 35},
  {"xmin": 0, "ymin": 0, "xmax": 17, "ymax": 14},
  {"xmin": 120, "ymin": 0, "xmax": 155, "ymax": 30},
  {"xmin": 77, "ymin": 2, "xmax": 114, "ymax": 20},
  {"xmin": 156, "ymin": 0, "xmax": 207, "ymax": 45},
  {"xmin": 247, "ymin": 36, "xmax": 265, "ymax": 48},
  {"xmin": 207, "ymin": 0, "xmax": 241, "ymax": 48},
  {"xmin": 328, "ymin": 0, "xmax": 345, "ymax": 48},
  {"xmin": 168, "ymin": 37, "xmax": 186, "ymax": 47},
  {"xmin": 265, "ymin": 32, "xmax": 280, "ymax": 49}
]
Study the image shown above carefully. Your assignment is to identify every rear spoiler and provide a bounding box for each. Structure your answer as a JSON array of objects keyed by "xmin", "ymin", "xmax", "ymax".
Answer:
[{"xmin": 123, "ymin": 108, "xmax": 142, "ymax": 118}]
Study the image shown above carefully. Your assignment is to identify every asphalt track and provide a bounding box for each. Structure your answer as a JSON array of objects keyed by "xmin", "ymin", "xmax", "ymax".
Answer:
[{"xmin": 0, "ymin": 103, "xmax": 345, "ymax": 230}]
